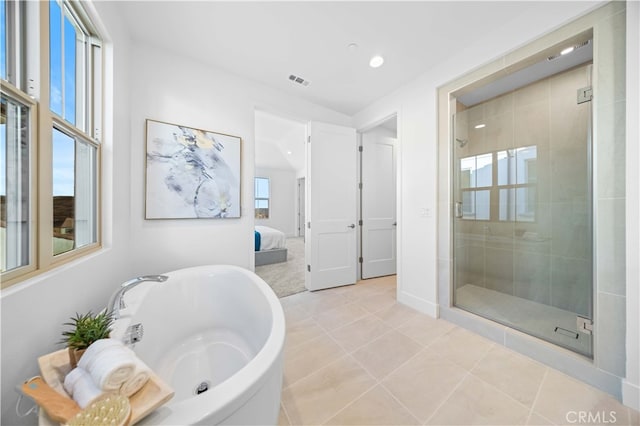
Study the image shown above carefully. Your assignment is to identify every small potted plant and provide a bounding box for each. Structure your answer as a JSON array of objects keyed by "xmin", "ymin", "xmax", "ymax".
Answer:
[{"xmin": 60, "ymin": 311, "xmax": 114, "ymax": 368}]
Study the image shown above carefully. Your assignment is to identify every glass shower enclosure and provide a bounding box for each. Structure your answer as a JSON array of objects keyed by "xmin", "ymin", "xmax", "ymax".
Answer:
[{"xmin": 452, "ymin": 63, "xmax": 593, "ymax": 357}]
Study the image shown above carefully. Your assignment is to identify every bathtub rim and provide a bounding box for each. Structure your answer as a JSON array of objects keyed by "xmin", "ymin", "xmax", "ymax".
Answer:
[{"xmin": 111, "ymin": 264, "xmax": 286, "ymax": 425}]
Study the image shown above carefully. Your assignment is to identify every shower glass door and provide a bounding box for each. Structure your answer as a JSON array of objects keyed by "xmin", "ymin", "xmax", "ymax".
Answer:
[{"xmin": 452, "ymin": 63, "xmax": 593, "ymax": 357}]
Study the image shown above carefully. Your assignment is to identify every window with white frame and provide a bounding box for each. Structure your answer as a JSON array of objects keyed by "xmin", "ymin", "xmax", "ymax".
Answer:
[
  {"xmin": 0, "ymin": 0, "xmax": 102, "ymax": 287},
  {"xmin": 459, "ymin": 146, "xmax": 537, "ymax": 223},
  {"xmin": 254, "ymin": 177, "xmax": 270, "ymax": 219}
]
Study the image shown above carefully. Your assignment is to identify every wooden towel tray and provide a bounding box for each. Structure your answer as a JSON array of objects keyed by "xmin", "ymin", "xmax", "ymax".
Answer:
[{"xmin": 36, "ymin": 349, "xmax": 174, "ymax": 425}]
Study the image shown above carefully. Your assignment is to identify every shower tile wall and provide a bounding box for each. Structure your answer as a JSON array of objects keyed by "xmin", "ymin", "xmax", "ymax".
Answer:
[{"xmin": 455, "ymin": 64, "xmax": 592, "ymax": 318}]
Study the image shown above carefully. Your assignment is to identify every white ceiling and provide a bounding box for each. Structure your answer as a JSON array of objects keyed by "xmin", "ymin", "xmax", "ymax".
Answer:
[
  {"xmin": 116, "ymin": 1, "xmax": 598, "ymax": 171},
  {"xmin": 116, "ymin": 1, "xmax": 542, "ymax": 116}
]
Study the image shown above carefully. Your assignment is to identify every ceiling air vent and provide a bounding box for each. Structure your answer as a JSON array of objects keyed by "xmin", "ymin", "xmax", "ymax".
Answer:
[{"xmin": 288, "ymin": 74, "xmax": 311, "ymax": 87}]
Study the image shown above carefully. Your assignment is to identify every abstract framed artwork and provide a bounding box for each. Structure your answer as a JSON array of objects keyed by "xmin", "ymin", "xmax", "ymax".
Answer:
[{"xmin": 145, "ymin": 119, "xmax": 242, "ymax": 219}]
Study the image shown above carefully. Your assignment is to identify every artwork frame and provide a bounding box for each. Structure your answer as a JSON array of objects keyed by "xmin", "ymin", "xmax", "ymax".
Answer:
[{"xmin": 145, "ymin": 119, "xmax": 242, "ymax": 219}]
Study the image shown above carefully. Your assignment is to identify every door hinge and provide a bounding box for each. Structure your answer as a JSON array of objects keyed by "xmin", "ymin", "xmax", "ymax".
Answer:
[
  {"xmin": 577, "ymin": 316, "xmax": 593, "ymax": 335},
  {"xmin": 307, "ymin": 222, "xmax": 311, "ymax": 229},
  {"xmin": 358, "ymin": 219, "xmax": 363, "ymax": 226},
  {"xmin": 577, "ymin": 86, "xmax": 593, "ymax": 104},
  {"xmin": 359, "ymin": 182, "xmax": 362, "ymax": 189},
  {"xmin": 359, "ymin": 257, "xmax": 363, "ymax": 263},
  {"xmin": 307, "ymin": 265, "xmax": 311, "ymax": 272},
  {"xmin": 359, "ymin": 146, "xmax": 363, "ymax": 152},
  {"xmin": 307, "ymin": 135, "xmax": 311, "ymax": 143}
]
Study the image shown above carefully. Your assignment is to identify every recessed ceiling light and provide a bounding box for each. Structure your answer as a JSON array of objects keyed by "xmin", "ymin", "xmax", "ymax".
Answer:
[
  {"xmin": 547, "ymin": 40, "xmax": 590, "ymax": 61},
  {"xmin": 369, "ymin": 55, "xmax": 384, "ymax": 68},
  {"xmin": 475, "ymin": 124, "xmax": 486, "ymax": 129},
  {"xmin": 287, "ymin": 151, "xmax": 292, "ymax": 155},
  {"xmin": 560, "ymin": 46, "xmax": 575, "ymax": 55}
]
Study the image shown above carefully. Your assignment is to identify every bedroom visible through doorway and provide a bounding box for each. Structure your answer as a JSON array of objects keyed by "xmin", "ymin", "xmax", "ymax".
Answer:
[{"xmin": 254, "ymin": 109, "xmax": 307, "ymax": 297}]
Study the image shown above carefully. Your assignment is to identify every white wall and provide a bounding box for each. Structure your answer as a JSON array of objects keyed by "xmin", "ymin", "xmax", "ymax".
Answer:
[
  {"xmin": 128, "ymin": 43, "xmax": 350, "ymax": 274},
  {"xmin": 255, "ymin": 167, "xmax": 297, "ymax": 237},
  {"xmin": 0, "ymin": 2, "xmax": 133, "ymax": 424}
]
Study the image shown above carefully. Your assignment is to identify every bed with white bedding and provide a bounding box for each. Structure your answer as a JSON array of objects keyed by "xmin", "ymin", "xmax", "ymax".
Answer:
[{"xmin": 255, "ymin": 225, "xmax": 288, "ymax": 266}]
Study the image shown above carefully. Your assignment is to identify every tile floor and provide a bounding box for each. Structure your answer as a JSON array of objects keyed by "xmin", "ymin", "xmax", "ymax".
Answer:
[{"xmin": 277, "ymin": 276, "xmax": 639, "ymax": 426}]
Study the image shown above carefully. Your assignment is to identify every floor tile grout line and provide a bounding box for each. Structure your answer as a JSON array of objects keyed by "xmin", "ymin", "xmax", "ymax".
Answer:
[
  {"xmin": 423, "ymin": 371, "xmax": 473, "ymax": 426},
  {"xmin": 378, "ymin": 376, "xmax": 429, "ymax": 425},
  {"xmin": 420, "ymin": 341, "xmax": 498, "ymax": 425},
  {"xmin": 284, "ymin": 317, "xmax": 328, "ymax": 351},
  {"xmin": 526, "ymin": 368, "xmax": 557, "ymax": 425},
  {"xmin": 318, "ymin": 382, "xmax": 380, "ymax": 425},
  {"xmin": 328, "ymin": 321, "xmax": 395, "ymax": 356},
  {"xmin": 280, "ymin": 352, "xmax": 374, "ymax": 425},
  {"xmin": 467, "ymin": 366, "xmax": 545, "ymax": 420},
  {"xmin": 311, "ymin": 304, "xmax": 372, "ymax": 334},
  {"xmin": 374, "ymin": 345, "xmax": 432, "ymax": 383},
  {"xmin": 279, "ymin": 402, "xmax": 293, "ymax": 426},
  {"xmin": 281, "ymin": 330, "xmax": 345, "ymax": 391}
]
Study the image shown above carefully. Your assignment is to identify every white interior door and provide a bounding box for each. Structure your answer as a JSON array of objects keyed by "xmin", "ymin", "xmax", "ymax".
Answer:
[
  {"xmin": 306, "ymin": 122, "xmax": 357, "ymax": 291},
  {"xmin": 297, "ymin": 177, "xmax": 305, "ymax": 238},
  {"xmin": 362, "ymin": 134, "xmax": 397, "ymax": 279}
]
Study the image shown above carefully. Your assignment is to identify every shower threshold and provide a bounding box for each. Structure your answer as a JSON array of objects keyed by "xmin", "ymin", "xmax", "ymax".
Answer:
[{"xmin": 455, "ymin": 284, "xmax": 592, "ymax": 357}]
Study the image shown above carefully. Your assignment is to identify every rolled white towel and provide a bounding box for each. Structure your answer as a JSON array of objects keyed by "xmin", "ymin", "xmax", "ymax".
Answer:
[
  {"xmin": 63, "ymin": 368, "xmax": 85, "ymax": 396},
  {"xmin": 77, "ymin": 339, "xmax": 122, "ymax": 372},
  {"xmin": 120, "ymin": 352, "xmax": 151, "ymax": 397},
  {"xmin": 64, "ymin": 367, "xmax": 105, "ymax": 409},
  {"xmin": 79, "ymin": 338, "xmax": 136, "ymax": 391}
]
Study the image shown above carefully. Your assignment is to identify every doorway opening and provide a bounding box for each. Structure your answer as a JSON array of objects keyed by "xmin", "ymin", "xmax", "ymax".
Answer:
[
  {"xmin": 359, "ymin": 114, "xmax": 398, "ymax": 280},
  {"xmin": 253, "ymin": 109, "xmax": 307, "ymax": 298}
]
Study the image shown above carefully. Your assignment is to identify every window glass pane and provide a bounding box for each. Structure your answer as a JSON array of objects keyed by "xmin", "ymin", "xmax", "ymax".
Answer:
[
  {"xmin": 50, "ymin": 0, "xmax": 63, "ymax": 116},
  {"xmin": 516, "ymin": 146, "xmax": 537, "ymax": 184},
  {"xmin": 516, "ymin": 187, "xmax": 536, "ymax": 222},
  {"xmin": 461, "ymin": 154, "xmax": 492, "ymax": 189},
  {"xmin": 475, "ymin": 190, "xmax": 490, "ymax": 220},
  {"xmin": 255, "ymin": 177, "xmax": 269, "ymax": 199},
  {"xmin": 63, "ymin": 14, "xmax": 76, "ymax": 125},
  {"xmin": 75, "ymin": 139, "xmax": 96, "ymax": 248},
  {"xmin": 1, "ymin": 94, "xmax": 30, "ymax": 272},
  {"xmin": 52, "ymin": 128, "xmax": 75, "ymax": 255},
  {"xmin": 497, "ymin": 149, "xmax": 515, "ymax": 186},
  {"xmin": 462, "ymin": 190, "xmax": 474, "ymax": 219},
  {"xmin": 0, "ymin": 0, "xmax": 6, "ymax": 80},
  {"xmin": 460, "ymin": 157, "xmax": 475, "ymax": 189},
  {"xmin": 475, "ymin": 154, "xmax": 492, "ymax": 187},
  {"xmin": 499, "ymin": 188, "xmax": 515, "ymax": 221}
]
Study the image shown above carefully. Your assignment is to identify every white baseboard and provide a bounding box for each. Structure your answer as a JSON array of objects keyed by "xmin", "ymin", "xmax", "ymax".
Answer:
[
  {"xmin": 622, "ymin": 379, "xmax": 640, "ymax": 411},
  {"xmin": 397, "ymin": 291, "xmax": 438, "ymax": 318}
]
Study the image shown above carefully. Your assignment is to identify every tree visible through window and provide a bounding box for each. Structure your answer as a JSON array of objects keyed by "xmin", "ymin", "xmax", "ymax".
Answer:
[{"xmin": 255, "ymin": 177, "xmax": 270, "ymax": 219}]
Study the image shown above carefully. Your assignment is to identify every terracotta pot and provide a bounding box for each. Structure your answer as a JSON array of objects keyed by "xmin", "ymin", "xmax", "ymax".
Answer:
[{"xmin": 68, "ymin": 347, "xmax": 86, "ymax": 369}]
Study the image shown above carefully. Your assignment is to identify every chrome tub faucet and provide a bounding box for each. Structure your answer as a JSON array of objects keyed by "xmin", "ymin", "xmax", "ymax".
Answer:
[{"xmin": 107, "ymin": 275, "xmax": 168, "ymax": 318}]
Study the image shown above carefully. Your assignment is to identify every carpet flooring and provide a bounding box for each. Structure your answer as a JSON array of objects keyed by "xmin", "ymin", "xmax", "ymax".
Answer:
[{"xmin": 256, "ymin": 237, "xmax": 306, "ymax": 298}]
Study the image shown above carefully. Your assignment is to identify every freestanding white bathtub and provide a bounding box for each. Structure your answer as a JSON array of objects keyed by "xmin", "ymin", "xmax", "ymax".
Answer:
[{"xmin": 109, "ymin": 265, "xmax": 285, "ymax": 425}]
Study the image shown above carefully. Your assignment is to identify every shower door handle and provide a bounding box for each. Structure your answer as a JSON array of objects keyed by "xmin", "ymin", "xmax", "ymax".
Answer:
[{"xmin": 455, "ymin": 201, "xmax": 463, "ymax": 219}]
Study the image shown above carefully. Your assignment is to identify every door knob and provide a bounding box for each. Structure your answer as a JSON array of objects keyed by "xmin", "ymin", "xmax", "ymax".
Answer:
[
  {"xmin": 348, "ymin": 224, "xmax": 356, "ymax": 228},
  {"xmin": 392, "ymin": 222, "xmax": 397, "ymax": 226}
]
